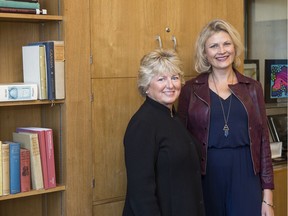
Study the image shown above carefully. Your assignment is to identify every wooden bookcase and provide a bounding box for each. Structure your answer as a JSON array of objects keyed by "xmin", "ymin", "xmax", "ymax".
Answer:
[{"xmin": 0, "ymin": 0, "xmax": 65, "ymax": 215}]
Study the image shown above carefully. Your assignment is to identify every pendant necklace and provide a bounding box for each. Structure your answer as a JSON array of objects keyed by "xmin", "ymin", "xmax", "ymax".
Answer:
[{"xmin": 211, "ymin": 73, "xmax": 233, "ymax": 137}]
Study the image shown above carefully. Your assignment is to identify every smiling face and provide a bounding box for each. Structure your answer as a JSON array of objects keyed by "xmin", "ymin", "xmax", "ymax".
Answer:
[
  {"xmin": 205, "ymin": 31, "xmax": 235, "ymax": 72},
  {"xmin": 146, "ymin": 73, "xmax": 181, "ymax": 109}
]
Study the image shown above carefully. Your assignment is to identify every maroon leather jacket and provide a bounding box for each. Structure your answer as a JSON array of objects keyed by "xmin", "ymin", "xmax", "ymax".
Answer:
[{"xmin": 177, "ymin": 70, "xmax": 274, "ymax": 189}]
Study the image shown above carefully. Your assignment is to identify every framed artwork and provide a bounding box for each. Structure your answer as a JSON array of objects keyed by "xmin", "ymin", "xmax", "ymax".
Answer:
[
  {"xmin": 244, "ymin": 59, "xmax": 259, "ymax": 81},
  {"xmin": 264, "ymin": 59, "xmax": 288, "ymax": 104}
]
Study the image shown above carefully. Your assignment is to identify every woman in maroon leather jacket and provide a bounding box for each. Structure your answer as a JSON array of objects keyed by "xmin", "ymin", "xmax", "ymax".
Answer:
[{"xmin": 178, "ymin": 19, "xmax": 274, "ymax": 216}]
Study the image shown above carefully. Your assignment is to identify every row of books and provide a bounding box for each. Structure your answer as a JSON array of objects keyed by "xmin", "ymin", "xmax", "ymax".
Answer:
[
  {"xmin": 0, "ymin": 0, "xmax": 47, "ymax": 15},
  {"xmin": 0, "ymin": 40, "xmax": 65, "ymax": 102},
  {"xmin": 0, "ymin": 127, "xmax": 56, "ymax": 196}
]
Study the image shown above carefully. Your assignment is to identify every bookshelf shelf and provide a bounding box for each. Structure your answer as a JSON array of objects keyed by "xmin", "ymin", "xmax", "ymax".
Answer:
[
  {"xmin": 0, "ymin": 185, "xmax": 65, "ymax": 201},
  {"xmin": 0, "ymin": 100, "xmax": 64, "ymax": 107},
  {"xmin": 265, "ymin": 103, "xmax": 287, "ymax": 109},
  {"xmin": 0, "ymin": 13, "xmax": 63, "ymax": 22}
]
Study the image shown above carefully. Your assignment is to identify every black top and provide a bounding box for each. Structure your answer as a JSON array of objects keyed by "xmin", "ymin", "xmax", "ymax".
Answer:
[
  {"xmin": 123, "ymin": 96, "xmax": 205, "ymax": 216},
  {"xmin": 208, "ymin": 90, "xmax": 250, "ymax": 148}
]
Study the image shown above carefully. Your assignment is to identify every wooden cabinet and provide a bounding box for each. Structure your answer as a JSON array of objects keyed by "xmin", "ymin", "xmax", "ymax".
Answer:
[
  {"xmin": 273, "ymin": 164, "xmax": 287, "ymax": 216},
  {"xmin": 0, "ymin": 1, "xmax": 65, "ymax": 215}
]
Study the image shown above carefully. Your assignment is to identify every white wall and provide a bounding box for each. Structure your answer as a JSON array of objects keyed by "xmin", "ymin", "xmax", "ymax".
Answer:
[{"xmin": 246, "ymin": 0, "xmax": 287, "ymax": 87}]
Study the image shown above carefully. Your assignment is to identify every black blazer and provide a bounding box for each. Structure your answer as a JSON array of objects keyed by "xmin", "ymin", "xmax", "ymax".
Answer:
[{"xmin": 123, "ymin": 96, "xmax": 205, "ymax": 216}]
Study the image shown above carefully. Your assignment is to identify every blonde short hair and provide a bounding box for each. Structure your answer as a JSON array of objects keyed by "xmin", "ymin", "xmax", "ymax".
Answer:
[
  {"xmin": 138, "ymin": 49, "xmax": 185, "ymax": 96},
  {"xmin": 195, "ymin": 19, "xmax": 244, "ymax": 73}
]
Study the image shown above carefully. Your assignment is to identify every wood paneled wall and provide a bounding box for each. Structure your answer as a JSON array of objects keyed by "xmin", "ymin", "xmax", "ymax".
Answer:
[{"xmin": 62, "ymin": 0, "xmax": 93, "ymax": 215}]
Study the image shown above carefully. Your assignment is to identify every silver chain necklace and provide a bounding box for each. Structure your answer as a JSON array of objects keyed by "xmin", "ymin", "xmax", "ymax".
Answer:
[{"xmin": 211, "ymin": 74, "xmax": 233, "ymax": 137}]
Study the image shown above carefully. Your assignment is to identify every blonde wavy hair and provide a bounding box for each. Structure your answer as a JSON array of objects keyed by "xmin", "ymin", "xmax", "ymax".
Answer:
[
  {"xmin": 137, "ymin": 49, "xmax": 185, "ymax": 97},
  {"xmin": 195, "ymin": 19, "xmax": 244, "ymax": 73}
]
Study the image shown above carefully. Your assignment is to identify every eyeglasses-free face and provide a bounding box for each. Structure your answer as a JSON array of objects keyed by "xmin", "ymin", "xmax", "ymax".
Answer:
[
  {"xmin": 205, "ymin": 31, "xmax": 235, "ymax": 72},
  {"xmin": 146, "ymin": 73, "xmax": 181, "ymax": 109}
]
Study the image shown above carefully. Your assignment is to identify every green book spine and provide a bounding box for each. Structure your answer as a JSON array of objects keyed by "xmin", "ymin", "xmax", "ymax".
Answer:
[{"xmin": 0, "ymin": 1, "xmax": 40, "ymax": 9}]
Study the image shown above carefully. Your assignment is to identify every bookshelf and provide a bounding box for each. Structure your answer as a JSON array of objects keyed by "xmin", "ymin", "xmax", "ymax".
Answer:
[{"xmin": 0, "ymin": 0, "xmax": 65, "ymax": 215}]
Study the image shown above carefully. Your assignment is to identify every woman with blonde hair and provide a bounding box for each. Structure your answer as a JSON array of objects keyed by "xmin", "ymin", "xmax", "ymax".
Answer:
[
  {"xmin": 178, "ymin": 19, "xmax": 274, "ymax": 216},
  {"xmin": 123, "ymin": 49, "xmax": 205, "ymax": 216}
]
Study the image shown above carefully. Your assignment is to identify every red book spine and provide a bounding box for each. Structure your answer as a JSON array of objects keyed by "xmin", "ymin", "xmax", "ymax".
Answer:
[
  {"xmin": 20, "ymin": 148, "xmax": 31, "ymax": 192},
  {"xmin": 45, "ymin": 129, "xmax": 56, "ymax": 188}
]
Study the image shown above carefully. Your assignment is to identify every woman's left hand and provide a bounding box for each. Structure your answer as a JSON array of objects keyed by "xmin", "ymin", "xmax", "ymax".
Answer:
[
  {"xmin": 261, "ymin": 202, "xmax": 274, "ymax": 216},
  {"xmin": 262, "ymin": 189, "xmax": 274, "ymax": 216}
]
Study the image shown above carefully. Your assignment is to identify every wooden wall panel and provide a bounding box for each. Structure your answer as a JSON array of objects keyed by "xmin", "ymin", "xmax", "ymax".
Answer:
[
  {"xmin": 62, "ymin": 0, "xmax": 92, "ymax": 215},
  {"xmin": 92, "ymin": 78, "xmax": 143, "ymax": 200},
  {"xmin": 91, "ymin": 0, "xmax": 244, "ymax": 79},
  {"xmin": 90, "ymin": 0, "xmax": 168, "ymax": 78}
]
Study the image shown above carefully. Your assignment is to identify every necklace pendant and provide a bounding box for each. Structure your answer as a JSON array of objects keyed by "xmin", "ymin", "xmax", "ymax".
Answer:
[{"xmin": 223, "ymin": 124, "xmax": 229, "ymax": 137}]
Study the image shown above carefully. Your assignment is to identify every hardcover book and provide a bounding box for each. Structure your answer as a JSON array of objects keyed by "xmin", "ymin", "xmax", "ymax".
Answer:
[
  {"xmin": 0, "ymin": 83, "xmax": 38, "ymax": 102},
  {"xmin": 0, "ymin": 7, "xmax": 42, "ymax": 14},
  {"xmin": 0, "ymin": 0, "xmax": 40, "ymax": 9},
  {"xmin": 53, "ymin": 41, "xmax": 65, "ymax": 100},
  {"xmin": 2, "ymin": 142, "xmax": 10, "ymax": 195},
  {"xmin": 28, "ymin": 41, "xmax": 56, "ymax": 100},
  {"xmin": 12, "ymin": 132, "xmax": 44, "ymax": 190},
  {"xmin": 6, "ymin": 141, "xmax": 21, "ymax": 194},
  {"xmin": 20, "ymin": 148, "xmax": 31, "ymax": 192},
  {"xmin": 22, "ymin": 45, "xmax": 47, "ymax": 100},
  {"xmin": 16, "ymin": 127, "xmax": 56, "ymax": 188}
]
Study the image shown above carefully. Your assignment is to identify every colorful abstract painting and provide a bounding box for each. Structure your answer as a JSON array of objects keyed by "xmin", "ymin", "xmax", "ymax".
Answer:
[{"xmin": 265, "ymin": 59, "xmax": 288, "ymax": 103}]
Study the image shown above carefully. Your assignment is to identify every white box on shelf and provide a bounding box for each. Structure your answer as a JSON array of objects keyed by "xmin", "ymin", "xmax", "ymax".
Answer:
[
  {"xmin": 270, "ymin": 141, "xmax": 282, "ymax": 159},
  {"xmin": 0, "ymin": 83, "xmax": 38, "ymax": 101}
]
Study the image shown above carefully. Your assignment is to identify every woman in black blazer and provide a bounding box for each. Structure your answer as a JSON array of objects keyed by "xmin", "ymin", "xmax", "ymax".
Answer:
[{"xmin": 122, "ymin": 49, "xmax": 205, "ymax": 216}]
